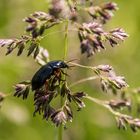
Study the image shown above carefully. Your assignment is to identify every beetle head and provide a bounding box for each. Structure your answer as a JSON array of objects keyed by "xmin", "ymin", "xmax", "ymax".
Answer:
[{"xmin": 59, "ymin": 61, "xmax": 69, "ymax": 68}]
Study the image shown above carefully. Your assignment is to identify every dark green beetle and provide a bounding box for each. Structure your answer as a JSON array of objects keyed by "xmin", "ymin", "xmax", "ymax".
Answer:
[{"xmin": 31, "ymin": 60, "xmax": 69, "ymax": 90}]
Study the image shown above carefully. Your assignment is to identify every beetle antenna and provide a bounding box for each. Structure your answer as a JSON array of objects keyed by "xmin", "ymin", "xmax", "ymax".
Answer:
[
  {"xmin": 65, "ymin": 59, "xmax": 79, "ymax": 68},
  {"xmin": 65, "ymin": 58, "xmax": 79, "ymax": 63}
]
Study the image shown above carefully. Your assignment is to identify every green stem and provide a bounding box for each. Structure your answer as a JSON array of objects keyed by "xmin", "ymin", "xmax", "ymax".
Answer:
[
  {"xmin": 85, "ymin": 95, "xmax": 132, "ymax": 121},
  {"xmin": 42, "ymin": 29, "xmax": 77, "ymax": 40},
  {"xmin": 58, "ymin": 96, "xmax": 63, "ymax": 140},
  {"xmin": 68, "ymin": 62, "xmax": 101, "ymax": 76},
  {"xmin": 69, "ymin": 76, "xmax": 98, "ymax": 88},
  {"xmin": 58, "ymin": 125, "xmax": 63, "ymax": 140},
  {"xmin": 64, "ymin": 20, "xmax": 69, "ymax": 60},
  {"xmin": 58, "ymin": 19, "xmax": 69, "ymax": 140},
  {"xmin": 68, "ymin": 62, "xmax": 100, "ymax": 74},
  {"xmin": 68, "ymin": 62, "xmax": 94, "ymax": 70}
]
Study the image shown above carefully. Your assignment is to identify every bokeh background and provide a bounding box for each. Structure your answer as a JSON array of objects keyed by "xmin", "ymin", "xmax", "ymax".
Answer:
[{"xmin": 0, "ymin": 0, "xmax": 140, "ymax": 140}]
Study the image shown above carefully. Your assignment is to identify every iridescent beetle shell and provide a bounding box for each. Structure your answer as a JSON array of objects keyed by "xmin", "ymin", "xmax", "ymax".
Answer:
[{"xmin": 31, "ymin": 60, "xmax": 68, "ymax": 90}]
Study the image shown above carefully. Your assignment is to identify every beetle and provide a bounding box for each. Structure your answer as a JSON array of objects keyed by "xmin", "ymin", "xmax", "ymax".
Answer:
[{"xmin": 31, "ymin": 60, "xmax": 69, "ymax": 91}]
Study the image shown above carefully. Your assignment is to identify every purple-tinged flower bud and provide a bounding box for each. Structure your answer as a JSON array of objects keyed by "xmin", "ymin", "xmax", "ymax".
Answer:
[
  {"xmin": 116, "ymin": 117, "xmax": 127, "ymax": 130},
  {"xmin": 14, "ymin": 83, "xmax": 30, "ymax": 99},
  {"xmin": 108, "ymin": 37, "xmax": 118, "ymax": 47},
  {"xmin": 103, "ymin": 2, "xmax": 118, "ymax": 11},
  {"xmin": 83, "ymin": 22, "xmax": 104, "ymax": 35},
  {"xmin": 0, "ymin": 39, "xmax": 14, "ymax": 47},
  {"xmin": 108, "ymin": 99, "xmax": 131, "ymax": 110},
  {"xmin": 101, "ymin": 79, "xmax": 108, "ymax": 93},
  {"xmin": 24, "ymin": 17, "xmax": 36, "ymax": 23},
  {"xmin": 116, "ymin": 116, "xmax": 140, "ymax": 132},
  {"xmin": 43, "ymin": 106, "xmax": 55, "ymax": 120},
  {"xmin": 6, "ymin": 46, "xmax": 15, "ymax": 55},
  {"xmin": 72, "ymin": 92, "xmax": 86, "ymax": 110},
  {"xmin": 63, "ymin": 104, "xmax": 73, "ymax": 122},
  {"xmin": 26, "ymin": 25, "xmax": 36, "ymax": 32},
  {"xmin": 110, "ymin": 28, "xmax": 129, "ymax": 41},
  {"xmin": 49, "ymin": 0, "xmax": 63, "ymax": 18},
  {"xmin": 27, "ymin": 42, "xmax": 38, "ymax": 57},
  {"xmin": 80, "ymin": 39, "xmax": 93, "ymax": 57},
  {"xmin": 98, "ymin": 10, "xmax": 113, "ymax": 22},
  {"xmin": 87, "ymin": 2, "xmax": 117, "ymax": 23},
  {"xmin": 108, "ymin": 71, "xmax": 128, "ymax": 89},
  {"xmin": 35, "ymin": 47, "xmax": 49, "ymax": 65},
  {"xmin": 32, "ymin": 11, "xmax": 51, "ymax": 20},
  {"xmin": 17, "ymin": 42, "xmax": 25, "ymax": 56},
  {"xmin": 73, "ymin": 92, "xmax": 86, "ymax": 98},
  {"xmin": 97, "ymin": 65, "xmax": 113, "ymax": 72},
  {"xmin": 51, "ymin": 110, "xmax": 67, "ymax": 126}
]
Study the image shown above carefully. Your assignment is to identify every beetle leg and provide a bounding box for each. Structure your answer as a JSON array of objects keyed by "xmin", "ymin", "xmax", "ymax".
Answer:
[
  {"xmin": 51, "ymin": 76, "xmax": 58, "ymax": 89},
  {"xmin": 54, "ymin": 68, "xmax": 61, "ymax": 77},
  {"xmin": 61, "ymin": 70, "xmax": 69, "ymax": 77}
]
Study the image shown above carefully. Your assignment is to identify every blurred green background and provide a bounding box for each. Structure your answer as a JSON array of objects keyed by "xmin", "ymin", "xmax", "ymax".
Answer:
[{"xmin": 0, "ymin": 0, "xmax": 140, "ymax": 140}]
